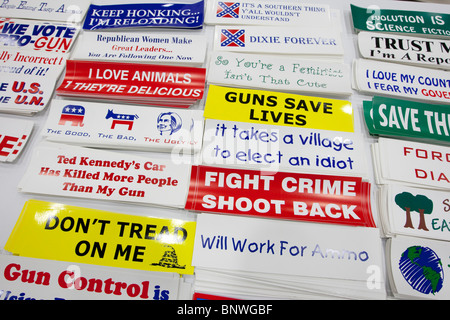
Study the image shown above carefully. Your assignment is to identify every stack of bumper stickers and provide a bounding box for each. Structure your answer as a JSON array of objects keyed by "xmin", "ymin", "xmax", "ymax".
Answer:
[
  {"xmin": 207, "ymin": 52, "xmax": 352, "ymax": 96},
  {"xmin": 56, "ymin": 60, "xmax": 206, "ymax": 108},
  {"xmin": 70, "ymin": 30, "xmax": 207, "ymax": 66},
  {"xmin": 203, "ymin": 85, "xmax": 354, "ymax": 132},
  {"xmin": 0, "ymin": 19, "xmax": 79, "ymax": 115},
  {"xmin": 1, "ymin": 0, "xmax": 210, "ymax": 301},
  {"xmin": 204, "ymin": 0, "xmax": 333, "ymax": 28},
  {"xmin": 364, "ymin": 96, "xmax": 450, "ymax": 143},
  {"xmin": 192, "ymin": 214, "xmax": 384, "ymax": 299},
  {"xmin": 0, "ymin": 0, "xmax": 91, "ymax": 23},
  {"xmin": 0, "ymin": 117, "xmax": 33, "ymax": 162},
  {"xmin": 352, "ymin": 5, "xmax": 450, "ymax": 300},
  {"xmin": 18, "ymin": 141, "xmax": 192, "ymax": 207},
  {"xmin": 4, "ymin": 0, "xmax": 450, "ymax": 302},
  {"xmin": 352, "ymin": 58, "xmax": 450, "ymax": 104},
  {"xmin": 56, "ymin": 0, "xmax": 207, "ymax": 108},
  {"xmin": 183, "ymin": 1, "xmax": 380, "ymax": 298},
  {"xmin": 186, "ymin": 79, "xmax": 380, "ymax": 297},
  {"xmin": 372, "ymin": 138, "xmax": 449, "ymax": 191},
  {"xmin": 185, "ymin": 165, "xmax": 375, "ymax": 228},
  {"xmin": 351, "ymin": 5, "xmax": 450, "ymax": 104},
  {"xmin": 0, "ymin": 255, "xmax": 193, "ymax": 300},
  {"xmin": 3, "ymin": 200, "xmax": 195, "ymax": 300},
  {"xmin": 207, "ymin": 0, "xmax": 344, "ymax": 60},
  {"xmin": 42, "ymin": 99, "xmax": 204, "ymax": 154},
  {"xmin": 386, "ymin": 236, "xmax": 450, "ymax": 300},
  {"xmin": 83, "ymin": 0, "xmax": 205, "ymax": 30}
]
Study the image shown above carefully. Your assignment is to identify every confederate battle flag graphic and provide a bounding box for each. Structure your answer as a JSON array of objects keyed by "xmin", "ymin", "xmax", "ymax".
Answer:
[
  {"xmin": 216, "ymin": 2, "xmax": 240, "ymax": 18},
  {"xmin": 220, "ymin": 29, "xmax": 245, "ymax": 47}
]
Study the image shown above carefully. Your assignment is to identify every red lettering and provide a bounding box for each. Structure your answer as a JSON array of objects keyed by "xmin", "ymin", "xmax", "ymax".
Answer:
[
  {"xmin": 3, "ymin": 263, "xmax": 21, "ymax": 281},
  {"xmin": 4, "ymin": 263, "xmax": 51, "ymax": 285},
  {"xmin": 0, "ymin": 135, "xmax": 18, "ymax": 156},
  {"xmin": 404, "ymin": 147, "xmax": 449, "ymax": 162}
]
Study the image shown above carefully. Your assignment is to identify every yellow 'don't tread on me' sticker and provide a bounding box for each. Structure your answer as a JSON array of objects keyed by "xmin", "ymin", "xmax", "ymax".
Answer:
[{"xmin": 5, "ymin": 200, "xmax": 196, "ymax": 275}]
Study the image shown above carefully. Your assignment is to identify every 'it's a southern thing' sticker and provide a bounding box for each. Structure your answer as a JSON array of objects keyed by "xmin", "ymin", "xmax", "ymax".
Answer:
[{"xmin": 205, "ymin": 0, "xmax": 332, "ymax": 28}]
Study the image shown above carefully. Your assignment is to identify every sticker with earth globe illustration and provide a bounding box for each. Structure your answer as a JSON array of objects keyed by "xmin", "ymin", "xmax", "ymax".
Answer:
[{"xmin": 399, "ymin": 246, "xmax": 444, "ymax": 296}]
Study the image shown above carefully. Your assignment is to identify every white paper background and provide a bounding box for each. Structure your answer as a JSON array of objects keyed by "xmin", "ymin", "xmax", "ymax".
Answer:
[{"xmin": 1, "ymin": 0, "xmax": 449, "ymax": 299}]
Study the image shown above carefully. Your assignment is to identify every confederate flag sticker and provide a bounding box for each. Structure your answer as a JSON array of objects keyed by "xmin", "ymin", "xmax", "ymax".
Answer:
[
  {"xmin": 216, "ymin": 2, "xmax": 240, "ymax": 18},
  {"xmin": 221, "ymin": 29, "xmax": 245, "ymax": 47}
]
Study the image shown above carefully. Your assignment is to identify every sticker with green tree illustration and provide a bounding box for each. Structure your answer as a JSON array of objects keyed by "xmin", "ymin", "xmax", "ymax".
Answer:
[{"xmin": 383, "ymin": 185, "xmax": 450, "ymax": 241}]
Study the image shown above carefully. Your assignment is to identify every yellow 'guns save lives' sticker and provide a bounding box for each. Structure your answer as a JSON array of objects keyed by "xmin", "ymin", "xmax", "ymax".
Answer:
[{"xmin": 204, "ymin": 85, "xmax": 354, "ymax": 132}]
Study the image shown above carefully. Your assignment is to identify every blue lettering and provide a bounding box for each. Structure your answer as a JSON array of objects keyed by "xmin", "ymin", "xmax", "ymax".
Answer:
[
  {"xmin": 2, "ymin": 23, "xmax": 28, "ymax": 35},
  {"xmin": 200, "ymin": 235, "xmax": 216, "ymax": 249},
  {"xmin": 231, "ymin": 238, "xmax": 247, "ymax": 252}
]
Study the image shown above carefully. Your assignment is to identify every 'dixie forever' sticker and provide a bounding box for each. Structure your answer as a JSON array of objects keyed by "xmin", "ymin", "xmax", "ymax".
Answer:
[{"xmin": 214, "ymin": 25, "xmax": 343, "ymax": 57}]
